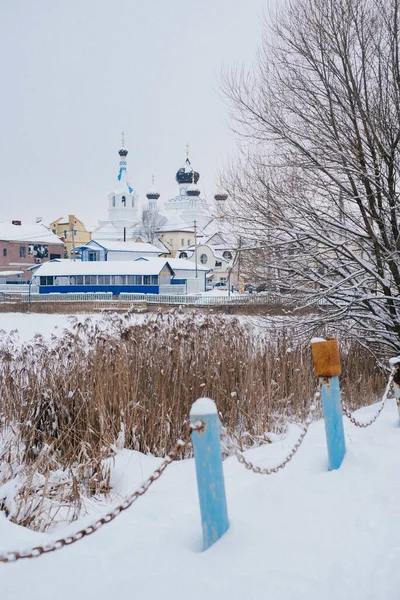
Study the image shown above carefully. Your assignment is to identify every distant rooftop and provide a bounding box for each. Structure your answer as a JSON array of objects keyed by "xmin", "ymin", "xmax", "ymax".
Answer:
[{"xmin": 0, "ymin": 223, "xmax": 63, "ymax": 245}]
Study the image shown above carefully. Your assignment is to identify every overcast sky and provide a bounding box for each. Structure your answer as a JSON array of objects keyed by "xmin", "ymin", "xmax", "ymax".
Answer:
[{"xmin": 0, "ymin": 0, "xmax": 269, "ymax": 228}]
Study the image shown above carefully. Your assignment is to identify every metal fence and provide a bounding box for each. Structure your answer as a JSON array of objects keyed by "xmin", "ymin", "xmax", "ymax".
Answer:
[{"xmin": 0, "ymin": 289, "xmax": 293, "ymax": 306}]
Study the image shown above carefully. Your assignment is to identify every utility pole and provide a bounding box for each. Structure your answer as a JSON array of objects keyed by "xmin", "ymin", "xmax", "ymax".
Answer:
[
  {"xmin": 70, "ymin": 222, "xmax": 76, "ymax": 262},
  {"xmin": 237, "ymin": 236, "xmax": 242, "ymax": 293},
  {"xmin": 194, "ymin": 220, "xmax": 198, "ymax": 279}
]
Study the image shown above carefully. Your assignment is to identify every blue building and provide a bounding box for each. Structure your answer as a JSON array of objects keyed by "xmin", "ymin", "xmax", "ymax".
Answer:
[{"xmin": 32, "ymin": 259, "xmax": 182, "ymax": 295}]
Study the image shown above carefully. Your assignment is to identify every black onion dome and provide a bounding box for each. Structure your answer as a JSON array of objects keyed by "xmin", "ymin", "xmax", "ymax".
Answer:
[
  {"xmin": 146, "ymin": 190, "xmax": 160, "ymax": 200},
  {"xmin": 119, "ymin": 148, "xmax": 128, "ymax": 157},
  {"xmin": 186, "ymin": 184, "xmax": 201, "ymax": 197},
  {"xmin": 214, "ymin": 191, "xmax": 228, "ymax": 202},
  {"xmin": 176, "ymin": 158, "xmax": 200, "ymax": 184}
]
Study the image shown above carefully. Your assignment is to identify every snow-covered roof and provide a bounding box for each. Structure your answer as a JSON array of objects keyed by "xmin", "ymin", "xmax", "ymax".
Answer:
[
  {"xmin": 86, "ymin": 240, "xmax": 163, "ymax": 253},
  {"xmin": 0, "ymin": 270, "xmax": 24, "ymax": 276},
  {"xmin": 32, "ymin": 259, "xmax": 173, "ymax": 277},
  {"xmin": 136, "ymin": 257, "xmax": 209, "ymax": 272},
  {"xmin": 0, "ymin": 223, "xmax": 63, "ymax": 245},
  {"xmin": 156, "ymin": 213, "xmax": 195, "ymax": 233}
]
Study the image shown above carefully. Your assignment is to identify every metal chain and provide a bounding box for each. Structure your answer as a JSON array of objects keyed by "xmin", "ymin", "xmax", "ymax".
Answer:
[
  {"xmin": 233, "ymin": 384, "xmax": 321, "ymax": 475},
  {"xmin": 342, "ymin": 371, "xmax": 395, "ymax": 428},
  {"xmin": 0, "ymin": 421, "xmax": 204, "ymax": 564}
]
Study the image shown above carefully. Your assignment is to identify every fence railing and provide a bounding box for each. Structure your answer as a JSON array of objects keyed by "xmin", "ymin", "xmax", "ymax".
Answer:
[
  {"xmin": 0, "ymin": 289, "xmax": 294, "ymax": 306},
  {"xmin": 2, "ymin": 337, "xmax": 395, "ymax": 563}
]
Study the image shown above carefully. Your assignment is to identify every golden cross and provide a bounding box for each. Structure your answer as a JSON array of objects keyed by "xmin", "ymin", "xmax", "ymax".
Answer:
[
  {"xmin": 121, "ymin": 131, "xmax": 125, "ymax": 148},
  {"xmin": 186, "ymin": 143, "xmax": 190, "ymax": 158}
]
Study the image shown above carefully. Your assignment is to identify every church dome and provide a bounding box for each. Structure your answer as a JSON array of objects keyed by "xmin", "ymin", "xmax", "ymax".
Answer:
[
  {"xmin": 119, "ymin": 148, "xmax": 128, "ymax": 157},
  {"xmin": 214, "ymin": 191, "xmax": 228, "ymax": 202},
  {"xmin": 146, "ymin": 188, "xmax": 160, "ymax": 200},
  {"xmin": 186, "ymin": 183, "xmax": 201, "ymax": 197},
  {"xmin": 176, "ymin": 158, "xmax": 200, "ymax": 184},
  {"xmin": 146, "ymin": 175, "xmax": 160, "ymax": 200}
]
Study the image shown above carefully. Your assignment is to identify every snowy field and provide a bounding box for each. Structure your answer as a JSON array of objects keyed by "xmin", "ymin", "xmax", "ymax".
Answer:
[
  {"xmin": 1, "ymin": 398, "xmax": 400, "ymax": 599},
  {"xmin": 0, "ymin": 312, "xmax": 149, "ymax": 344},
  {"xmin": 0, "ymin": 312, "xmax": 279, "ymax": 345}
]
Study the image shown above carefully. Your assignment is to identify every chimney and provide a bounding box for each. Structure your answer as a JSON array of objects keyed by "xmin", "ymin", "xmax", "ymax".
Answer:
[{"xmin": 12, "ymin": 220, "xmax": 22, "ymax": 226}]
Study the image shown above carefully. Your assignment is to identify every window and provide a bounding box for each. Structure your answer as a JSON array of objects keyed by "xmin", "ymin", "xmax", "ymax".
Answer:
[
  {"xmin": 187, "ymin": 239, "xmax": 191, "ymax": 246},
  {"xmin": 220, "ymin": 277, "xmax": 227, "ymax": 283},
  {"xmin": 2, "ymin": 248, "xmax": 6, "ymax": 257},
  {"xmin": 85, "ymin": 275, "xmax": 97, "ymax": 285},
  {"xmin": 115, "ymin": 275, "xmax": 125, "ymax": 285},
  {"xmin": 122, "ymin": 196, "xmax": 126, "ymax": 206},
  {"xmin": 63, "ymin": 230, "xmax": 68, "ymax": 239},
  {"xmin": 135, "ymin": 275, "xmax": 143, "ymax": 285},
  {"xmin": 19, "ymin": 246, "xmax": 26, "ymax": 258},
  {"xmin": 70, "ymin": 276, "xmax": 76, "ymax": 285},
  {"xmin": 144, "ymin": 275, "xmax": 151, "ymax": 285},
  {"xmin": 179, "ymin": 252, "xmax": 188, "ymax": 259},
  {"xmin": 88, "ymin": 251, "xmax": 98, "ymax": 262},
  {"xmin": 112, "ymin": 196, "xmax": 116, "ymax": 207},
  {"xmin": 39, "ymin": 276, "xmax": 53, "ymax": 286},
  {"xmin": 215, "ymin": 261, "xmax": 222, "ymax": 267},
  {"xmin": 152, "ymin": 275, "xmax": 158, "ymax": 285},
  {"xmin": 181, "ymin": 239, "xmax": 185, "ymax": 246},
  {"xmin": 200, "ymin": 254, "xmax": 208, "ymax": 264},
  {"xmin": 104, "ymin": 276, "xmax": 111, "ymax": 285},
  {"xmin": 50, "ymin": 253, "xmax": 61, "ymax": 260},
  {"xmin": 169, "ymin": 239, "xmax": 174, "ymax": 247},
  {"xmin": 127, "ymin": 275, "xmax": 135, "ymax": 285},
  {"xmin": 132, "ymin": 197, "xmax": 134, "ymax": 207},
  {"xmin": 76, "ymin": 276, "xmax": 84, "ymax": 285},
  {"xmin": 98, "ymin": 276, "xmax": 105, "ymax": 285}
]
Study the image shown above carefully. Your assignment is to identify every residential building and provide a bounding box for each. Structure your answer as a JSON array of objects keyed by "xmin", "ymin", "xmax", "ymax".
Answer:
[
  {"xmin": 0, "ymin": 222, "xmax": 64, "ymax": 280},
  {"xmin": 32, "ymin": 259, "xmax": 184, "ymax": 295},
  {"xmin": 50, "ymin": 215, "xmax": 92, "ymax": 258}
]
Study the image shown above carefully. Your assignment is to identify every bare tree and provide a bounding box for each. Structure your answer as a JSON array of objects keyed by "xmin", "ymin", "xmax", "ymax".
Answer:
[
  {"xmin": 223, "ymin": 0, "xmax": 400, "ymax": 352},
  {"xmin": 141, "ymin": 209, "xmax": 166, "ymax": 244}
]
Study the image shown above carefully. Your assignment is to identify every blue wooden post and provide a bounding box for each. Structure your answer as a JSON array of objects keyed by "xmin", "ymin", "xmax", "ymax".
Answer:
[
  {"xmin": 389, "ymin": 357, "xmax": 400, "ymax": 421},
  {"xmin": 311, "ymin": 339, "xmax": 346, "ymax": 471},
  {"xmin": 319, "ymin": 375, "xmax": 346, "ymax": 470},
  {"xmin": 190, "ymin": 397, "xmax": 229, "ymax": 550}
]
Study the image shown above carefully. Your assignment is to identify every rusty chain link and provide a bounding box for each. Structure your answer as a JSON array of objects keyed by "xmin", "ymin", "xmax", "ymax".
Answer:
[
  {"xmin": 342, "ymin": 371, "xmax": 395, "ymax": 428},
  {"xmin": 233, "ymin": 384, "xmax": 321, "ymax": 475},
  {"xmin": 0, "ymin": 421, "xmax": 204, "ymax": 564}
]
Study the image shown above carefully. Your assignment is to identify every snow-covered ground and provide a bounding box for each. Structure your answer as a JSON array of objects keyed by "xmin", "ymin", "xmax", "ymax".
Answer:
[
  {"xmin": 0, "ymin": 312, "xmax": 149, "ymax": 344},
  {"xmin": 1, "ymin": 398, "xmax": 400, "ymax": 599},
  {"xmin": 0, "ymin": 313, "xmax": 96, "ymax": 343}
]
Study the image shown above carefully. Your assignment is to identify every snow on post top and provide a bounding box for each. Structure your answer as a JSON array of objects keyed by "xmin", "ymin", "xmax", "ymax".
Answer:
[
  {"xmin": 190, "ymin": 397, "xmax": 217, "ymax": 416},
  {"xmin": 311, "ymin": 337, "xmax": 327, "ymax": 344},
  {"xmin": 389, "ymin": 356, "xmax": 400, "ymax": 366}
]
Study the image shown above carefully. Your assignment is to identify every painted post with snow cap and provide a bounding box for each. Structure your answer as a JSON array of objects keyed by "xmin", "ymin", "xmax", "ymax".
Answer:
[
  {"xmin": 190, "ymin": 397, "xmax": 229, "ymax": 550},
  {"xmin": 311, "ymin": 338, "xmax": 346, "ymax": 471}
]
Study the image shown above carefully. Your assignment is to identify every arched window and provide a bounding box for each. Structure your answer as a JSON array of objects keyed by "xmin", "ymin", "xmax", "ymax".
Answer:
[
  {"xmin": 122, "ymin": 196, "xmax": 126, "ymax": 206},
  {"xmin": 200, "ymin": 254, "xmax": 208, "ymax": 264},
  {"xmin": 179, "ymin": 251, "xmax": 188, "ymax": 259},
  {"xmin": 112, "ymin": 196, "xmax": 116, "ymax": 207}
]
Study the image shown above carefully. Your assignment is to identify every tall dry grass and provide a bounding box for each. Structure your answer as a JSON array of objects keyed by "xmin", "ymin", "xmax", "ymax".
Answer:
[{"xmin": 0, "ymin": 309, "xmax": 386, "ymax": 529}]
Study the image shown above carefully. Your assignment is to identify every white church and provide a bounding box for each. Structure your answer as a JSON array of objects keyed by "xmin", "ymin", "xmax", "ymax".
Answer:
[{"xmin": 91, "ymin": 139, "xmax": 237, "ymax": 288}]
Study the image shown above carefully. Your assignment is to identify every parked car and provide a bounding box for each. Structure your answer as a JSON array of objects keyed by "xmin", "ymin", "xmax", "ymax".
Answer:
[
  {"xmin": 214, "ymin": 282, "xmax": 228, "ymax": 289},
  {"xmin": 255, "ymin": 283, "xmax": 268, "ymax": 293}
]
